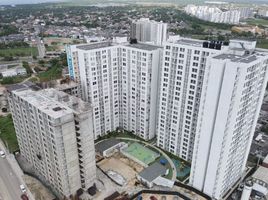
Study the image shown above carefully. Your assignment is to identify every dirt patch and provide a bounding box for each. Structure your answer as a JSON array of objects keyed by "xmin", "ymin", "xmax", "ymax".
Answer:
[
  {"xmin": 98, "ymin": 152, "xmax": 144, "ymax": 187},
  {"xmin": 23, "ymin": 174, "xmax": 55, "ymax": 200}
]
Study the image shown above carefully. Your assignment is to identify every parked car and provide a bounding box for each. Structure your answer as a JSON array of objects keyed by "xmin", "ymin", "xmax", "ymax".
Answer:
[
  {"xmin": 20, "ymin": 184, "xmax": 26, "ymax": 193},
  {"xmin": 150, "ymin": 196, "xmax": 158, "ymax": 200},
  {"xmin": 21, "ymin": 194, "xmax": 29, "ymax": 200},
  {"xmin": 0, "ymin": 150, "xmax": 5, "ymax": 158}
]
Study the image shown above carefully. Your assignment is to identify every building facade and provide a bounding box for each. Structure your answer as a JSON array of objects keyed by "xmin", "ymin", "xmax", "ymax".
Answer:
[
  {"xmin": 130, "ymin": 18, "xmax": 167, "ymax": 46},
  {"xmin": 185, "ymin": 5, "xmax": 241, "ymax": 24},
  {"xmin": 8, "ymin": 84, "xmax": 96, "ymax": 197},
  {"xmin": 156, "ymin": 38, "xmax": 228, "ymax": 161},
  {"xmin": 68, "ymin": 41, "xmax": 162, "ymax": 140},
  {"xmin": 189, "ymin": 40, "xmax": 268, "ymax": 199}
]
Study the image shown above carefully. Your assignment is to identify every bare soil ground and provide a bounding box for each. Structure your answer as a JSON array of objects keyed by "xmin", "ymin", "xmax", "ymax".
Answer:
[
  {"xmin": 23, "ymin": 174, "xmax": 55, "ymax": 200},
  {"xmin": 98, "ymin": 152, "xmax": 144, "ymax": 187}
]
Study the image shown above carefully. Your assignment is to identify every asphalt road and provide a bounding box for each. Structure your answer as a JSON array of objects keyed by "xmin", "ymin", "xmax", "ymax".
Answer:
[
  {"xmin": 36, "ymin": 37, "xmax": 46, "ymax": 58},
  {"xmin": 0, "ymin": 156, "xmax": 23, "ymax": 200}
]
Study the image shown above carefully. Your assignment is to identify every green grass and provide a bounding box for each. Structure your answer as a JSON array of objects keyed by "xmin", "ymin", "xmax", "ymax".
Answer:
[
  {"xmin": 46, "ymin": 46, "xmax": 58, "ymax": 51},
  {"xmin": 0, "ymin": 47, "xmax": 38, "ymax": 57},
  {"xmin": 244, "ymin": 18, "xmax": 268, "ymax": 27},
  {"xmin": 0, "ymin": 115, "xmax": 19, "ymax": 152},
  {"xmin": 0, "ymin": 75, "xmax": 29, "ymax": 85},
  {"xmin": 122, "ymin": 142, "xmax": 159, "ymax": 165},
  {"xmin": 257, "ymin": 39, "xmax": 268, "ymax": 49},
  {"xmin": 37, "ymin": 65, "xmax": 62, "ymax": 82}
]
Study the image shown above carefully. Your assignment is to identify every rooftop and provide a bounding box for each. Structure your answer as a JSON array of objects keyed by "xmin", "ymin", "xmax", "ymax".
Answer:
[
  {"xmin": 76, "ymin": 42, "xmax": 113, "ymax": 51},
  {"xmin": 213, "ymin": 51, "xmax": 268, "ymax": 63},
  {"xmin": 10, "ymin": 86, "xmax": 90, "ymax": 118},
  {"xmin": 176, "ymin": 38, "xmax": 204, "ymax": 47},
  {"xmin": 252, "ymin": 166, "xmax": 268, "ymax": 184},
  {"xmin": 95, "ymin": 138, "xmax": 121, "ymax": 154},
  {"xmin": 138, "ymin": 162, "xmax": 167, "ymax": 182},
  {"xmin": 125, "ymin": 43, "xmax": 161, "ymax": 51}
]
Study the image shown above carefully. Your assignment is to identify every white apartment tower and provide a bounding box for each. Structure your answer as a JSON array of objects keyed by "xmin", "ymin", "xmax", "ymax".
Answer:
[
  {"xmin": 190, "ymin": 40, "xmax": 268, "ymax": 199},
  {"xmin": 8, "ymin": 84, "xmax": 96, "ymax": 198},
  {"xmin": 156, "ymin": 38, "xmax": 228, "ymax": 161},
  {"xmin": 130, "ymin": 18, "xmax": 167, "ymax": 46},
  {"xmin": 69, "ymin": 42, "xmax": 162, "ymax": 140}
]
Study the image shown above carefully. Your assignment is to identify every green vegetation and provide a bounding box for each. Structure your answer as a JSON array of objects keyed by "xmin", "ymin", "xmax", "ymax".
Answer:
[
  {"xmin": 0, "ymin": 47, "xmax": 38, "ymax": 57},
  {"xmin": 37, "ymin": 56, "xmax": 66, "ymax": 82},
  {"xmin": 0, "ymin": 75, "xmax": 29, "ymax": 85},
  {"xmin": 22, "ymin": 61, "xmax": 32, "ymax": 74},
  {"xmin": 243, "ymin": 18, "xmax": 268, "ymax": 27},
  {"xmin": 0, "ymin": 115, "xmax": 19, "ymax": 152},
  {"xmin": 46, "ymin": 45, "xmax": 58, "ymax": 51},
  {"xmin": 95, "ymin": 129, "xmax": 147, "ymax": 143},
  {"xmin": 260, "ymin": 125, "xmax": 268, "ymax": 135},
  {"xmin": 0, "ymin": 25, "xmax": 18, "ymax": 36},
  {"xmin": 0, "ymin": 41, "xmax": 29, "ymax": 49},
  {"xmin": 257, "ymin": 39, "xmax": 268, "ymax": 49},
  {"xmin": 28, "ymin": 77, "xmax": 39, "ymax": 83}
]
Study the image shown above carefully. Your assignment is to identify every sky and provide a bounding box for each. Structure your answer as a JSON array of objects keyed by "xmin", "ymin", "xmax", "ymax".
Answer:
[
  {"xmin": 1, "ymin": 0, "xmax": 268, "ymax": 5},
  {"xmin": 0, "ymin": 0, "xmax": 60, "ymax": 5}
]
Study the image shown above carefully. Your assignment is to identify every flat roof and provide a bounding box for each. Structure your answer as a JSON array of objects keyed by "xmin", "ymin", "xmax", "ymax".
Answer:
[
  {"xmin": 95, "ymin": 138, "xmax": 121, "ymax": 154},
  {"xmin": 76, "ymin": 42, "xmax": 113, "ymax": 51},
  {"xmin": 176, "ymin": 39, "xmax": 204, "ymax": 47},
  {"xmin": 125, "ymin": 43, "xmax": 161, "ymax": 51},
  {"xmin": 213, "ymin": 51, "xmax": 268, "ymax": 63},
  {"xmin": 263, "ymin": 154, "xmax": 268, "ymax": 165},
  {"xmin": 11, "ymin": 87, "xmax": 90, "ymax": 118},
  {"xmin": 138, "ymin": 162, "xmax": 167, "ymax": 182},
  {"xmin": 252, "ymin": 166, "xmax": 268, "ymax": 184}
]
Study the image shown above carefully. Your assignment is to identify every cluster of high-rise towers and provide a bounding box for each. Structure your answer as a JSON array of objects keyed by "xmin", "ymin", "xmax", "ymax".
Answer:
[{"xmin": 8, "ymin": 18, "xmax": 268, "ymax": 200}]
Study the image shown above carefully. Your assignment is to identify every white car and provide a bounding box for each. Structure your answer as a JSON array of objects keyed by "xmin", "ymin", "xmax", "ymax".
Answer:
[
  {"xmin": 0, "ymin": 151, "xmax": 5, "ymax": 158},
  {"xmin": 20, "ymin": 184, "xmax": 26, "ymax": 193}
]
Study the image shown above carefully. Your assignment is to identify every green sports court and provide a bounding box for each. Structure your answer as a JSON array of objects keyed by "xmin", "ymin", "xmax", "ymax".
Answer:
[{"xmin": 121, "ymin": 142, "xmax": 160, "ymax": 165}]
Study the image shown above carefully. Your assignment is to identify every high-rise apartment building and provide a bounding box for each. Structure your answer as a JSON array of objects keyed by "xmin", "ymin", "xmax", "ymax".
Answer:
[
  {"xmin": 68, "ymin": 41, "xmax": 162, "ymax": 140},
  {"xmin": 8, "ymin": 83, "xmax": 96, "ymax": 198},
  {"xmin": 130, "ymin": 18, "xmax": 167, "ymax": 46},
  {"xmin": 156, "ymin": 38, "xmax": 229, "ymax": 161},
  {"xmin": 189, "ymin": 40, "xmax": 268, "ymax": 199},
  {"xmin": 185, "ymin": 5, "xmax": 241, "ymax": 24}
]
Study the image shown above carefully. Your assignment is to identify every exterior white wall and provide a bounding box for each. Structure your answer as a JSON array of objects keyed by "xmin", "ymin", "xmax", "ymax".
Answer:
[
  {"xmin": 190, "ymin": 54, "xmax": 268, "ymax": 199},
  {"xmin": 130, "ymin": 18, "xmax": 167, "ymax": 45},
  {"xmin": 74, "ymin": 43, "xmax": 162, "ymax": 140},
  {"xmin": 156, "ymin": 40, "xmax": 226, "ymax": 161}
]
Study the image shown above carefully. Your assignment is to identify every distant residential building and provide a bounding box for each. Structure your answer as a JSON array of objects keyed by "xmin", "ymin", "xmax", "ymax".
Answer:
[
  {"xmin": 0, "ymin": 86, "xmax": 8, "ymax": 113},
  {"xmin": 0, "ymin": 63, "xmax": 26, "ymax": 78},
  {"xmin": 130, "ymin": 18, "xmax": 167, "ymax": 45},
  {"xmin": 67, "ymin": 41, "xmax": 162, "ymax": 140},
  {"xmin": 185, "ymin": 5, "xmax": 241, "ymax": 24},
  {"xmin": 258, "ymin": 9, "xmax": 268, "ymax": 17},
  {"xmin": 239, "ymin": 7, "xmax": 254, "ymax": 19},
  {"xmin": 190, "ymin": 40, "xmax": 268, "ymax": 199},
  {"xmin": 8, "ymin": 84, "xmax": 96, "ymax": 198}
]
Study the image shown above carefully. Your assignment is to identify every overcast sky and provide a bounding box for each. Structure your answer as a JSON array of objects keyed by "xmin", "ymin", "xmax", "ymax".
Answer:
[
  {"xmin": 0, "ymin": 0, "xmax": 60, "ymax": 5},
  {"xmin": 1, "ymin": 0, "xmax": 267, "ymax": 5}
]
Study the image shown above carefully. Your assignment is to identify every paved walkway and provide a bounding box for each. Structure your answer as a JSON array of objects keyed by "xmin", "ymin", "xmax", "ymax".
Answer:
[{"xmin": 115, "ymin": 137, "xmax": 177, "ymax": 181}]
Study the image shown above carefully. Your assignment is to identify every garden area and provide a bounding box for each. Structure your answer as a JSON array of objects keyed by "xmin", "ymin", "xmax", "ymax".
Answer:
[{"xmin": 0, "ymin": 114, "xmax": 19, "ymax": 152}]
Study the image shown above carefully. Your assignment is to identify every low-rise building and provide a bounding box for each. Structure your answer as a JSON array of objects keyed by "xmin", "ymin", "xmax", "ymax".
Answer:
[{"xmin": 137, "ymin": 162, "xmax": 168, "ymax": 188}]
